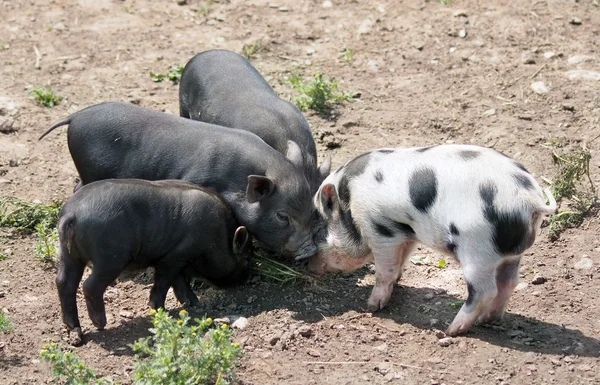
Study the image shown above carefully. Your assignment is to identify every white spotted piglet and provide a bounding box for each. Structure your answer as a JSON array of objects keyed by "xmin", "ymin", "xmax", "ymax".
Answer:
[{"xmin": 308, "ymin": 144, "xmax": 557, "ymax": 336}]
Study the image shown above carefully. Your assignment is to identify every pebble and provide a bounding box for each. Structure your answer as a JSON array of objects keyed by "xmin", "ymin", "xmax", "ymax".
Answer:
[
  {"xmin": 434, "ymin": 330, "xmax": 446, "ymax": 339},
  {"xmin": 307, "ymin": 348, "xmax": 321, "ymax": 357},
  {"xmin": 438, "ymin": 337, "xmax": 454, "ymax": 347},
  {"xmin": 278, "ymin": 6, "xmax": 288, "ymax": 12},
  {"xmin": 521, "ymin": 52, "xmax": 536, "ymax": 64},
  {"xmin": 231, "ymin": 317, "xmax": 248, "ymax": 330},
  {"xmin": 373, "ymin": 343, "xmax": 388, "ymax": 352},
  {"xmin": 424, "ymin": 292, "xmax": 435, "ymax": 300},
  {"xmin": 297, "ymin": 325, "xmax": 313, "ymax": 337},
  {"xmin": 119, "ymin": 310, "xmax": 133, "ymax": 319},
  {"xmin": 367, "ymin": 60, "xmax": 380, "ymax": 72},
  {"xmin": 473, "ymin": 40, "xmax": 484, "ymax": 47},
  {"xmin": 430, "ymin": 318, "xmax": 439, "ymax": 327},
  {"xmin": 544, "ymin": 51, "xmax": 556, "ymax": 59},
  {"xmin": 569, "ymin": 17, "xmax": 582, "ymax": 25},
  {"xmin": 515, "ymin": 282, "xmax": 528, "ymax": 291},
  {"xmin": 531, "ymin": 81, "xmax": 549, "ymax": 95},
  {"xmin": 458, "ymin": 29, "xmax": 467, "ymax": 38},
  {"xmin": 358, "ymin": 19, "xmax": 373, "ymax": 35},
  {"xmin": 213, "ymin": 317, "xmax": 231, "ymax": 325},
  {"xmin": 531, "ymin": 274, "xmax": 547, "ymax": 285},
  {"xmin": 574, "ymin": 257, "xmax": 593, "ymax": 270},
  {"xmin": 0, "ymin": 117, "xmax": 15, "ymax": 133},
  {"xmin": 483, "ymin": 108, "xmax": 496, "ymax": 117},
  {"xmin": 565, "ymin": 70, "xmax": 600, "ymax": 81},
  {"xmin": 322, "ymin": 0, "xmax": 333, "ymax": 8},
  {"xmin": 567, "ymin": 55, "xmax": 594, "ymax": 65},
  {"xmin": 177, "ymin": 0, "xmax": 187, "ymax": 5},
  {"xmin": 453, "ymin": 10, "xmax": 467, "ymax": 17}
]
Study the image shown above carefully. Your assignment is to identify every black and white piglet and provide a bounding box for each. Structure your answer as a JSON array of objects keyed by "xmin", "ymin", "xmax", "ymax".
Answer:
[
  {"xmin": 309, "ymin": 144, "xmax": 556, "ymax": 336},
  {"xmin": 55, "ymin": 179, "xmax": 252, "ymax": 339}
]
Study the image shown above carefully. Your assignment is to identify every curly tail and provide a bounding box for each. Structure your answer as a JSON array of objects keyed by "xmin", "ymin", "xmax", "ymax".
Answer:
[
  {"xmin": 540, "ymin": 188, "xmax": 558, "ymax": 215},
  {"xmin": 38, "ymin": 116, "xmax": 71, "ymax": 141}
]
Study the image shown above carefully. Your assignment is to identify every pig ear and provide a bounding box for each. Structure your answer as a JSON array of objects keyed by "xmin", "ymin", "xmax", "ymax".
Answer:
[
  {"xmin": 286, "ymin": 140, "xmax": 304, "ymax": 168},
  {"xmin": 319, "ymin": 155, "xmax": 332, "ymax": 180},
  {"xmin": 246, "ymin": 175, "xmax": 275, "ymax": 203},
  {"xmin": 320, "ymin": 183, "xmax": 340, "ymax": 215},
  {"xmin": 233, "ymin": 226, "xmax": 250, "ymax": 255}
]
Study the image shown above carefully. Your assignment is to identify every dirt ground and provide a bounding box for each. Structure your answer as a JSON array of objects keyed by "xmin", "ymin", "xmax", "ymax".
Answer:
[{"xmin": 1, "ymin": 0, "xmax": 600, "ymax": 384}]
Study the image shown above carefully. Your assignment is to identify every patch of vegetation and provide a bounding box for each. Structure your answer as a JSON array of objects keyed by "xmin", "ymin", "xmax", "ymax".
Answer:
[
  {"xmin": 0, "ymin": 312, "xmax": 13, "ymax": 333},
  {"xmin": 547, "ymin": 146, "xmax": 597, "ymax": 240},
  {"xmin": 341, "ymin": 48, "xmax": 354, "ymax": 63},
  {"xmin": 437, "ymin": 259, "xmax": 447, "ymax": 268},
  {"xmin": 0, "ymin": 42, "xmax": 9, "ymax": 50},
  {"xmin": 289, "ymin": 72, "xmax": 354, "ymax": 114},
  {"xmin": 41, "ymin": 342, "xmax": 118, "ymax": 385},
  {"xmin": 34, "ymin": 224, "xmax": 59, "ymax": 266},
  {"xmin": 132, "ymin": 309, "xmax": 241, "ymax": 385},
  {"xmin": 252, "ymin": 248, "xmax": 313, "ymax": 284},
  {"xmin": 149, "ymin": 65, "xmax": 184, "ymax": 84},
  {"xmin": 30, "ymin": 87, "xmax": 63, "ymax": 108},
  {"xmin": 0, "ymin": 197, "xmax": 62, "ymax": 231},
  {"xmin": 242, "ymin": 39, "xmax": 263, "ymax": 59},
  {"xmin": 0, "ymin": 252, "xmax": 7, "ymax": 261},
  {"xmin": 42, "ymin": 310, "xmax": 242, "ymax": 385}
]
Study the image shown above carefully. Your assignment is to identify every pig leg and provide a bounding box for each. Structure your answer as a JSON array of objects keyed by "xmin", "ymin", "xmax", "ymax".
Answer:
[
  {"xmin": 171, "ymin": 275, "xmax": 201, "ymax": 308},
  {"xmin": 367, "ymin": 241, "xmax": 417, "ymax": 312},
  {"xmin": 82, "ymin": 264, "xmax": 124, "ymax": 330},
  {"xmin": 55, "ymin": 247, "xmax": 86, "ymax": 334},
  {"xmin": 446, "ymin": 258, "xmax": 499, "ymax": 336},
  {"xmin": 149, "ymin": 266, "xmax": 183, "ymax": 310},
  {"xmin": 478, "ymin": 257, "xmax": 521, "ymax": 324}
]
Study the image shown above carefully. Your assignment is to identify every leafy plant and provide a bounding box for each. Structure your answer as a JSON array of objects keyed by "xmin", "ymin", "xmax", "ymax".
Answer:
[
  {"xmin": 41, "ymin": 342, "xmax": 118, "ymax": 385},
  {"xmin": 131, "ymin": 309, "xmax": 242, "ymax": 385},
  {"xmin": 0, "ymin": 252, "xmax": 7, "ymax": 261},
  {"xmin": 289, "ymin": 72, "xmax": 354, "ymax": 113},
  {"xmin": 34, "ymin": 223, "xmax": 59, "ymax": 265},
  {"xmin": 341, "ymin": 48, "xmax": 354, "ymax": 63},
  {"xmin": 437, "ymin": 259, "xmax": 447, "ymax": 268},
  {"xmin": 149, "ymin": 65, "xmax": 184, "ymax": 84},
  {"xmin": 30, "ymin": 87, "xmax": 63, "ymax": 108},
  {"xmin": 242, "ymin": 39, "xmax": 263, "ymax": 59},
  {"xmin": 547, "ymin": 147, "xmax": 597, "ymax": 240},
  {"xmin": 0, "ymin": 312, "xmax": 13, "ymax": 333},
  {"xmin": 0, "ymin": 197, "xmax": 62, "ymax": 231}
]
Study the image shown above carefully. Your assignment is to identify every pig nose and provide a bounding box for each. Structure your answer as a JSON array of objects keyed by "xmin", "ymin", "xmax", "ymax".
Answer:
[{"xmin": 294, "ymin": 242, "xmax": 318, "ymax": 261}]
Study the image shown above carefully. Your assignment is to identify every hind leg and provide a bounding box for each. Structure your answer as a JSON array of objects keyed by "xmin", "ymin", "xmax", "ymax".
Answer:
[
  {"xmin": 82, "ymin": 264, "xmax": 124, "ymax": 330},
  {"xmin": 478, "ymin": 257, "xmax": 521, "ymax": 324},
  {"xmin": 447, "ymin": 260, "xmax": 498, "ymax": 336},
  {"xmin": 149, "ymin": 265, "xmax": 185, "ymax": 310},
  {"xmin": 171, "ymin": 274, "xmax": 201, "ymax": 308},
  {"xmin": 367, "ymin": 241, "xmax": 417, "ymax": 311},
  {"xmin": 55, "ymin": 245, "xmax": 86, "ymax": 333}
]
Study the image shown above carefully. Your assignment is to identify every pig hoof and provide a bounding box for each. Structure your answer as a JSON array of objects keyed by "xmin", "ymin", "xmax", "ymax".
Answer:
[
  {"xmin": 90, "ymin": 315, "xmax": 107, "ymax": 331},
  {"xmin": 68, "ymin": 327, "xmax": 83, "ymax": 346}
]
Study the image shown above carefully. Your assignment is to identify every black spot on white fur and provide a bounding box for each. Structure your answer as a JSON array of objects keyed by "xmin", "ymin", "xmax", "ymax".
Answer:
[
  {"xmin": 512, "ymin": 173, "xmax": 534, "ymax": 190},
  {"xmin": 479, "ymin": 181, "xmax": 530, "ymax": 256},
  {"xmin": 446, "ymin": 242, "xmax": 457, "ymax": 254},
  {"xmin": 465, "ymin": 282, "xmax": 476, "ymax": 308},
  {"xmin": 392, "ymin": 220, "xmax": 415, "ymax": 237},
  {"xmin": 373, "ymin": 221, "xmax": 394, "ymax": 237},
  {"xmin": 513, "ymin": 161, "xmax": 529, "ymax": 173},
  {"xmin": 416, "ymin": 145, "xmax": 436, "ymax": 153},
  {"xmin": 409, "ymin": 168, "xmax": 438, "ymax": 213},
  {"xmin": 459, "ymin": 150, "xmax": 480, "ymax": 160},
  {"xmin": 449, "ymin": 223, "xmax": 459, "ymax": 236},
  {"xmin": 338, "ymin": 152, "xmax": 372, "ymax": 207},
  {"xmin": 377, "ymin": 149, "xmax": 394, "ymax": 154},
  {"xmin": 374, "ymin": 171, "xmax": 383, "ymax": 183}
]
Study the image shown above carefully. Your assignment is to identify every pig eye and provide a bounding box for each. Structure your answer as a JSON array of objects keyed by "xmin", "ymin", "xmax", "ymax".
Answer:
[{"xmin": 276, "ymin": 212, "xmax": 290, "ymax": 224}]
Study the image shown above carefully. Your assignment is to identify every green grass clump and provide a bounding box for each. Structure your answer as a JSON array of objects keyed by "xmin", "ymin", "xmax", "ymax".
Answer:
[
  {"xmin": 547, "ymin": 147, "xmax": 597, "ymax": 240},
  {"xmin": 0, "ymin": 312, "xmax": 13, "ymax": 333},
  {"xmin": 0, "ymin": 252, "xmax": 7, "ymax": 261},
  {"xmin": 34, "ymin": 223, "xmax": 59, "ymax": 265},
  {"xmin": 252, "ymin": 248, "xmax": 313, "ymax": 284},
  {"xmin": 0, "ymin": 197, "xmax": 62, "ymax": 231},
  {"xmin": 289, "ymin": 72, "xmax": 354, "ymax": 114},
  {"xmin": 241, "ymin": 39, "xmax": 263, "ymax": 59},
  {"xmin": 131, "ymin": 309, "xmax": 241, "ymax": 385},
  {"xmin": 149, "ymin": 65, "xmax": 184, "ymax": 84},
  {"xmin": 41, "ymin": 342, "xmax": 118, "ymax": 385},
  {"xmin": 341, "ymin": 48, "xmax": 354, "ymax": 63},
  {"xmin": 30, "ymin": 87, "xmax": 63, "ymax": 108}
]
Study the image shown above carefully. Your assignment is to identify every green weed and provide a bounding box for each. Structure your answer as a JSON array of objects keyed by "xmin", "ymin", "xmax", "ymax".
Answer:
[
  {"xmin": 34, "ymin": 223, "xmax": 59, "ymax": 265},
  {"xmin": 547, "ymin": 147, "xmax": 597, "ymax": 240},
  {"xmin": 0, "ymin": 312, "xmax": 13, "ymax": 333},
  {"xmin": 242, "ymin": 39, "xmax": 263, "ymax": 59},
  {"xmin": 0, "ymin": 197, "xmax": 62, "ymax": 231},
  {"xmin": 41, "ymin": 342, "xmax": 118, "ymax": 385},
  {"xmin": 131, "ymin": 309, "xmax": 242, "ymax": 385},
  {"xmin": 252, "ymin": 248, "xmax": 313, "ymax": 284},
  {"xmin": 30, "ymin": 87, "xmax": 63, "ymax": 108},
  {"xmin": 149, "ymin": 65, "xmax": 184, "ymax": 84},
  {"xmin": 0, "ymin": 252, "xmax": 7, "ymax": 261},
  {"xmin": 289, "ymin": 72, "xmax": 354, "ymax": 114},
  {"xmin": 341, "ymin": 48, "xmax": 354, "ymax": 63}
]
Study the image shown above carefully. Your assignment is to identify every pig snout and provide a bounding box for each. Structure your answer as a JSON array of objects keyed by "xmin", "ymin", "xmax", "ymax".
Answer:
[{"xmin": 307, "ymin": 253, "xmax": 328, "ymax": 277}]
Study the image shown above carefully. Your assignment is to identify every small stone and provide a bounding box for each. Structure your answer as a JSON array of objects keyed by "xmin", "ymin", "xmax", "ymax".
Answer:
[
  {"xmin": 483, "ymin": 108, "xmax": 496, "ymax": 117},
  {"xmin": 374, "ymin": 342, "xmax": 388, "ymax": 352},
  {"xmin": 53, "ymin": 22, "xmax": 66, "ymax": 31},
  {"xmin": 522, "ymin": 52, "xmax": 536, "ymax": 64},
  {"xmin": 458, "ymin": 29, "xmax": 467, "ymax": 38},
  {"xmin": 430, "ymin": 318, "xmax": 439, "ymax": 326},
  {"xmin": 268, "ymin": 3, "xmax": 280, "ymax": 8},
  {"xmin": 367, "ymin": 60, "xmax": 380, "ymax": 72},
  {"xmin": 507, "ymin": 329, "xmax": 525, "ymax": 338},
  {"xmin": 307, "ymin": 348, "xmax": 321, "ymax": 357},
  {"xmin": 213, "ymin": 317, "xmax": 231, "ymax": 325},
  {"xmin": 0, "ymin": 117, "xmax": 15, "ymax": 133},
  {"xmin": 569, "ymin": 17, "xmax": 582, "ymax": 25},
  {"xmin": 434, "ymin": 330, "xmax": 446, "ymax": 339},
  {"xmin": 119, "ymin": 310, "xmax": 133, "ymax": 319},
  {"xmin": 453, "ymin": 10, "xmax": 467, "ymax": 17},
  {"xmin": 449, "ymin": 46, "xmax": 457, "ymax": 53},
  {"xmin": 531, "ymin": 81, "xmax": 549, "ymax": 95},
  {"xmin": 322, "ymin": 0, "xmax": 333, "ymax": 8},
  {"xmin": 438, "ymin": 337, "xmax": 454, "ymax": 347},
  {"xmin": 279, "ymin": 6, "xmax": 289, "ymax": 12},
  {"xmin": 562, "ymin": 103, "xmax": 575, "ymax": 112},
  {"xmin": 473, "ymin": 40, "xmax": 484, "ymax": 47},
  {"xmin": 297, "ymin": 325, "xmax": 313, "ymax": 338},
  {"xmin": 531, "ymin": 274, "xmax": 547, "ymax": 285},
  {"xmin": 515, "ymin": 282, "xmax": 528, "ymax": 291},
  {"xmin": 358, "ymin": 19, "xmax": 373, "ymax": 35},
  {"xmin": 413, "ymin": 41, "xmax": 425, "ymax": 51},
  {"xmin": 574, "ymin": 257, "xmax": 593, "ymax": 270},
  {"xmin": 424, "ymin": 292, "xmax": 435, "ymax": 300},
  {"xmin": 176, "ymin": 0, "xmax": 187, "ymax": 5},
  {"xmin": 565, "ymin": 70, "xmax": 600, "ymax": 81},
  {"xmin": 306, "ymin": 47, "xmax": 315, "ymax": 55},
  {"xmin": 231, "ymin": 317, "xmax": 248, "ymax": 330},
  {"xmin": 247, "ymin": 295, "xmax": 257, "ymax": 304},
  {"xmin": 544, "ymin": 51, "xmax": 556, "ymax": 59},
  {"xmin": 567, "ymin": 55, "xmax": 594, "ymax": 65}
]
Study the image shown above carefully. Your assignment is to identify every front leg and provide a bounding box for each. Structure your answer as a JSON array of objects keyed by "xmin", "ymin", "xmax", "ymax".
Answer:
[
  {"xmin": 367, "ymin": 241, "xmax": 417, "ymax": 312},
  {"xmin": 171, "ymin": 274, "xmax": 201, "ymax": 308}
]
